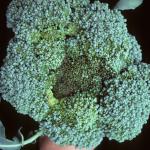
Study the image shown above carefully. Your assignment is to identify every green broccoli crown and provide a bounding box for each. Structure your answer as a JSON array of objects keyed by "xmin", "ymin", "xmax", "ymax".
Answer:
[{"xmin": 0, "ymin": 0, "xmax": 149, "ymax": 149}]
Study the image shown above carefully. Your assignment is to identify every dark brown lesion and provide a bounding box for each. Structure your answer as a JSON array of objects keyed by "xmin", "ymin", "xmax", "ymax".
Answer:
[{"xmin": 52, "ymin": 54, "xmax": 102, "ymax": 99}]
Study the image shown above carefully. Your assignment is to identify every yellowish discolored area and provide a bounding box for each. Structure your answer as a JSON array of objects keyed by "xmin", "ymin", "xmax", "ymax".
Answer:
[
  {"xmin": 46, "ymin": 90, "xmax": 59, "ymax": 107},
  {"xmin": 29, "ymin": 22, "xmax": 79, "ymax": 44}
]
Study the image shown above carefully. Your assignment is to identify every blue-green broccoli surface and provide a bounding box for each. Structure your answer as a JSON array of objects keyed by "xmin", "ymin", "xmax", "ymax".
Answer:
[
  {"xmin": 0, "ymin": 0, "xmax": 149, "ymax": 149},
  {"xmin": 98, "ymin": 63, "xmax": 150, "ymax": 142}
]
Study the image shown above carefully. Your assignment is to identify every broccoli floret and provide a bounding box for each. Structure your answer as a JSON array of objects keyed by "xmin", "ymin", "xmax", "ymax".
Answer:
[
  {"xmin": 40, "ymin": 92, "xmax": 103, "ymax": 149},
  {"xmin": 0, "ymin": 38, "xmax": 59, "ymax": 121},
  {"xmin": 0, "ymin": 0, "xmax": 149, "ymax": 149},
  {"xmin": 98, "ymin": 63, "xmax": 150, "ymax": 142}
]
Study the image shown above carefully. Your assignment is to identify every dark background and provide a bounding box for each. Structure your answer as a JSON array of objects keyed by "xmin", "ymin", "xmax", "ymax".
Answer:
[{"xmin": 0, "ymin": 0, "xmax": 150, "ymax": 150}]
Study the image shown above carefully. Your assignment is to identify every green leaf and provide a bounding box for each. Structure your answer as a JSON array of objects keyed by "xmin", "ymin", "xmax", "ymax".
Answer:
[
  {"xmin": 0, "ymin": 121, "xmax": 21, "ymax": 150},
  {"xmin": 115, "ymin": 0, "xmax": 143, "ymax": 10}
]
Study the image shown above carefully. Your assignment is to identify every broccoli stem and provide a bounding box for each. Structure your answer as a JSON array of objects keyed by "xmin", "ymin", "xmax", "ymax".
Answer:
[{"xmin": 0, "ymin": 130, "xmax": 43, "ymax": 148}]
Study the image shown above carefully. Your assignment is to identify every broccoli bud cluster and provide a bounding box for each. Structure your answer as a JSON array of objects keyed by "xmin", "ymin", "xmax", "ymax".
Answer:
[
  {"xmin": 0, "ymin": 0, "xmax": 149, "ymax": 149},
  {"xmin": 98, "ymin": 63, "xmax": 150, "ymax": 142}
]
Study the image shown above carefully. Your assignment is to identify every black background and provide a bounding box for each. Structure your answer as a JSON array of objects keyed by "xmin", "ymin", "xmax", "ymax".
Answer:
[{"xmin": 0, "ymin": 0, "xmax": 150, "ymax": 150}]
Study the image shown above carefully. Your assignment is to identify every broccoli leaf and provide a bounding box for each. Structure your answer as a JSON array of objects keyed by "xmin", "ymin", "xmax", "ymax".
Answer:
[
  {"xmin": 0, "ymin": 121, "xmax": 21, "ymax": 150},
  {"xmin": 115, "ymin": 0, "xmax": 143, "ymax": 10}
]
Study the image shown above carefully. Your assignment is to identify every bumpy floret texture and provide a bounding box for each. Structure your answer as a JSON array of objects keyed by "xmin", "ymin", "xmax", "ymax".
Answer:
[
  {"xmin": 98, "ymin": 63, "xmax": 150, "ymax": 142},
  {"xmin": 40, "ymin": 92, "xmax": 104, "ymax": 149},
  {"xmin": 0, "ymin": 0, "xmax": 149, "ymax": 149},
  {"xmin": 0, "ymin": 38, "xmax": 60, "ymax": 121}
]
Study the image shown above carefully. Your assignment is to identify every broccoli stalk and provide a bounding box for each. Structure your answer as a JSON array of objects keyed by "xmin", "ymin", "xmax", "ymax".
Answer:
[{"xmin": 0, "ymin": 121, "xmax": 43, "ymax": 150}]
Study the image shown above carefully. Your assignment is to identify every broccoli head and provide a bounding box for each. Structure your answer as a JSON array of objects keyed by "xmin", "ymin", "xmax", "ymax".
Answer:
[{"xmin": 0, "ymin": 0, "xmax": 149, "ymax": 149}]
